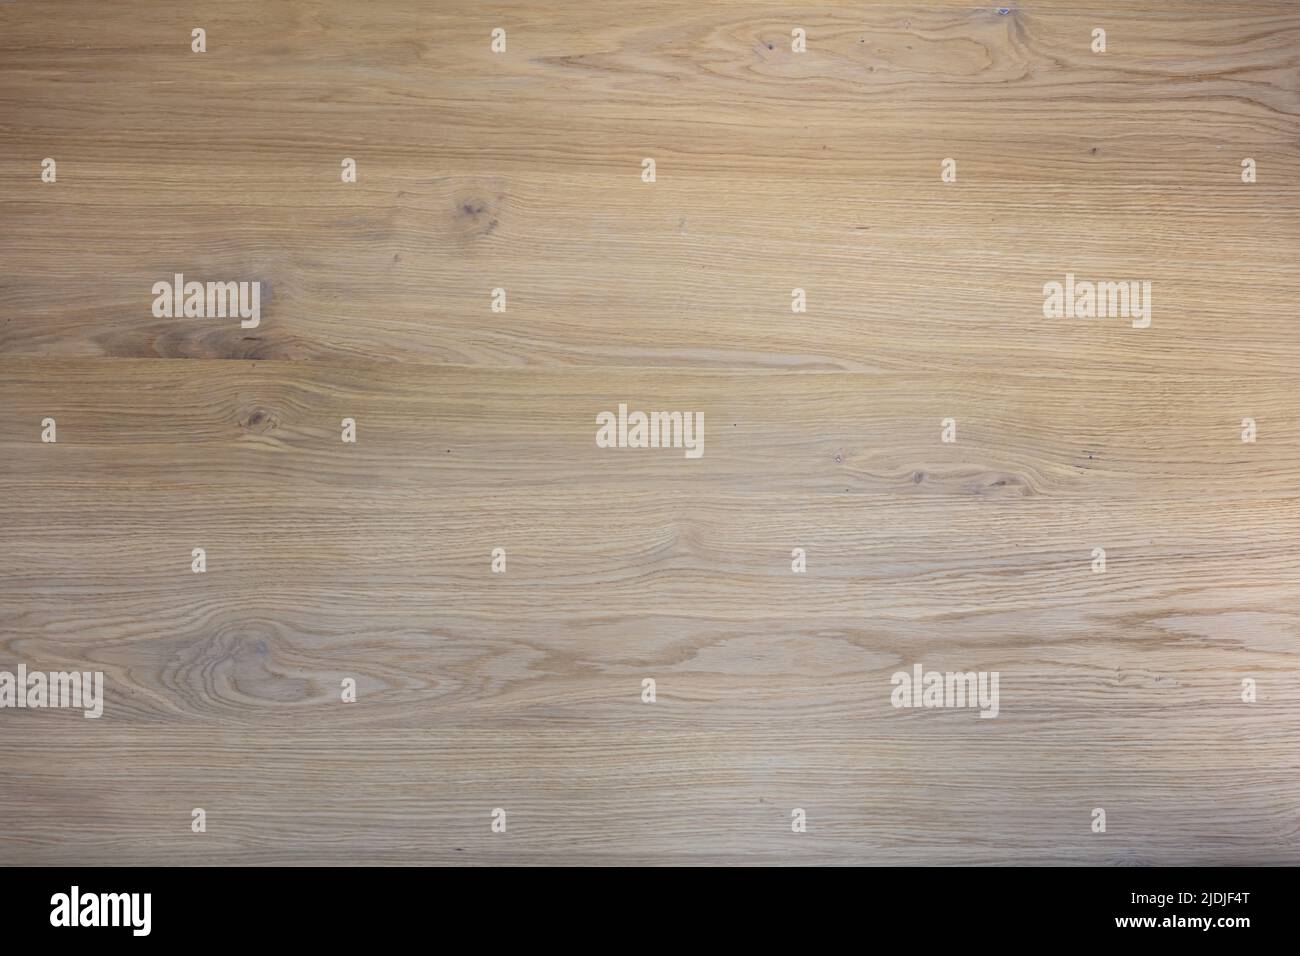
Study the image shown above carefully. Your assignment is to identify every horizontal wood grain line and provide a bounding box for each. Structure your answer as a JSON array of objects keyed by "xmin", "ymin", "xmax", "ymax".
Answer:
[
  {"xmin": 0, "ymin": 648, "xmax": 1295, "ymax": 728},
  {"xmin": 4, "ymin": 178, "xmax": 1294, "ymax": 365},
  {"xmin": 3, "ymin": 363, "xmax": 1296, "ymax": 499},
  {"xmin": 2, "ymin": 4, "xmax": 1296, "ymax": 114},
  {"xmin": 2, "ymin": 727, "xmax": 1296, "ymax": 865}
]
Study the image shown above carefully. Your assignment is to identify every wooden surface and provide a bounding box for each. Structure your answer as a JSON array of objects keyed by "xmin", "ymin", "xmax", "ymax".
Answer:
[{"xmin": 1, "ymin": 0, "xmax": 1298, "ymax": 865}]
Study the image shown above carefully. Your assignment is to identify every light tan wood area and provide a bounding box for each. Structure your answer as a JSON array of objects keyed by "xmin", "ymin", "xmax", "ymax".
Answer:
[{"xmin": 1, "ymin": 1, "xmax": 1297, "ymax": 865}]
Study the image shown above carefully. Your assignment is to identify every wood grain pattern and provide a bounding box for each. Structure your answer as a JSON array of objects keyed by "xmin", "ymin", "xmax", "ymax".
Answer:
[{"xmin": 1, "ymin": 0, "xmax": 1298, "ymax": 865}]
